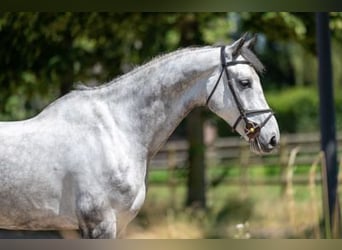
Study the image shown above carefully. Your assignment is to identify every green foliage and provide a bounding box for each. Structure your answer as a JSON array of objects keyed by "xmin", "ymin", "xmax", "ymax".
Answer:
[
  {"xmin": 330, "ymin": 12, "xmax": 342, "ymax": 41},
  {"xmin": 1, "ymin": 12, "xmax": 342, "ymax": 132},
  {"xmin": 0, "ymin": 13, "xmax": 230, "ymax": 120},
  {"xmin": 267, "ymin": 87, "xmax": 342, "ymax": 133},
  {"xmin": 267, "ymin": 87, "xmax": 319, "ymax": 133},
  {"xmin": 240, "ymin": 12, "xmax": 316, "ymax": 53},
  {"xmin": 242, "ymin": 12, "xmax": 306, "ymax": 39}
]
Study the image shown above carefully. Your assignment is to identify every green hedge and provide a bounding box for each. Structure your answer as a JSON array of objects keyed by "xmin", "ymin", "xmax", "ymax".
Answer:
[{"xmin": 267, "ymin": 87, "xmax": 342, "ymax": 133}]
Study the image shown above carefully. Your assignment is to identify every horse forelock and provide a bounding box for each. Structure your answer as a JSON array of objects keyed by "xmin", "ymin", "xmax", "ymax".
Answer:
[{"xmin": 240, "ymin": 47, "xmax": 265, "ymax": 74}]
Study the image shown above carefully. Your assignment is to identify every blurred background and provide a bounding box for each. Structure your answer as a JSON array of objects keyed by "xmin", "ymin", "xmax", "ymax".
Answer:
[{"xmin": 0, "ymin": 12, "xmax": 342, "ymax": 238}]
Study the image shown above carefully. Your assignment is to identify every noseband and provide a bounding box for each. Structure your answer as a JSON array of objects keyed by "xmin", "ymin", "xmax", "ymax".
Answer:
[{"xmin": 206, "ymin": 46, "xmax": 274, "ymax": 142}]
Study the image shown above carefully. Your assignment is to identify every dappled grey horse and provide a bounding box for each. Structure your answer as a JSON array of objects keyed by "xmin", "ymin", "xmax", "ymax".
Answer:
[{"xmin": 0, "ymin": 35, "xmax": 279, "ymax": 238}]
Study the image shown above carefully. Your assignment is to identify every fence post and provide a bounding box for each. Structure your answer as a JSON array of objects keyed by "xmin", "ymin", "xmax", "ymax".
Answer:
[
  {"xmin": 204, "ymin": 120, "xmax": 218, "ymax": 168},
  {"xmin": 239, "ymin": 141, "xmax": 250, "ymax": 197},
  {"xmin": 285, "ymin": 146, "xmax": 300, "ymax": 231},
  {"xmin": 279, "ymin": 136, "xmax": 289, "ymax": 195},
  {"xmin": 204, "ymin": 120, "xmax": 218, "ymax": 206},
  {"xmin": 167, "ymin": 144, "xmax": 177, "ymax": 210},
  {"xmin": 309, "ymin": 153, "xmax": 322, "ymax": 238}
]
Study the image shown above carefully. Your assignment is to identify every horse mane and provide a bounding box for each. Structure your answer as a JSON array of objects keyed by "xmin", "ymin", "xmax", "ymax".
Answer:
[
  {"xmin": 75, "ymin": 45, "xmax": 265, "ymax": 90},
  {"xmin": 75, "ymin": 46, "xmax": 214, "ymax": 91}
]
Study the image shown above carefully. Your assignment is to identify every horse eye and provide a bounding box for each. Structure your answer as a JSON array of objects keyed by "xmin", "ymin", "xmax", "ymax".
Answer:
[{"xmin": 239, "ymin": 79, "xmax": 251, "ymax": 88}]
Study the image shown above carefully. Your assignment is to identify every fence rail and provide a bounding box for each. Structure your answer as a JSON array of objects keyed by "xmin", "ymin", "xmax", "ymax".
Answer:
[
  {"xmin": 150, "ymin": 132, "xmax": 342, "ymax": 186},
  {"xmin": 151, "ymin": 132, "xmax": 342, "ymax": 168}
]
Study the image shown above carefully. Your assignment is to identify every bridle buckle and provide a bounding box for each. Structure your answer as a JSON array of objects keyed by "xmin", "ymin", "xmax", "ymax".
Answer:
[{"xmin": 245, "ymin": 122, "xmax": 261, "ymax": 142}]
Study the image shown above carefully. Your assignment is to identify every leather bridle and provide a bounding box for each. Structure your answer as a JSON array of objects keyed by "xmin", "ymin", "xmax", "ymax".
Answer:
[{"xmin": 206, "ymin": 46, "xmax": 274, "ymax": 142}]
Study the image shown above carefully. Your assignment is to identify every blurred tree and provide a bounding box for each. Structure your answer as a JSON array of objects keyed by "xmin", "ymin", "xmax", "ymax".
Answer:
[
  {"xmin": 176, "ymin": 13, "xmax": 207, "ymax": 209},
  {"xmin": 240, "ymin": 12, "xmax": 315, "ymax": 52},
  {"xmin": 237, "ymin": 12, "xmax": 315, "ymax": 89},
  {"xmin": 237, "ymin": 12, "xmax": 342, "ymax": 90},
  {"xmin": 0, "ymin": 13, "xmax": 121, "ymax": 119}
]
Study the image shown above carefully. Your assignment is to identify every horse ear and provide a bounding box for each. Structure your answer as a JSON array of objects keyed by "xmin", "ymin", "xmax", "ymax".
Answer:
[
  {"xmin": 244, "ymin": 34, "xmax": 257, "ymax": 50},
  {"xmin": 230, "ymin": 33, "xmax": 248, "ymax": 58}
]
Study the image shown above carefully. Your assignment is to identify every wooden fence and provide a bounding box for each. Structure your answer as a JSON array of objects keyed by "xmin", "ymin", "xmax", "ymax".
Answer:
[
  {"xmin": 147, "ymin": 132, "xmax": 342, "ymax": 238},
  {"xmin": 149, "ymin": 132, "xmax": 342, "ymax": 186}
]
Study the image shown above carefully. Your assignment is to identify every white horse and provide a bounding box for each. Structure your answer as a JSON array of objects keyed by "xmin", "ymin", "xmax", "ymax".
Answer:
[{"xmin": 0, "ymin": 35, "xmax": 279, "ymax": 238}]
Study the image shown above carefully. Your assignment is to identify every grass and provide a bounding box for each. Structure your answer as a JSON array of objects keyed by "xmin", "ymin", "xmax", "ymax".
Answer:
[
  {"xmin": 124, "ymin": 182, "xmax": 327, "ymax": 239},
  {"xmin": 123, "ymin": 161, "xmax": 342, "ymax": 239}
]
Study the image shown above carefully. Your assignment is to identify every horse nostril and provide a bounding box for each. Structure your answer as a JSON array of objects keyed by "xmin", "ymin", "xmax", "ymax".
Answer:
[{"xmin": 269, "ymin": 136, "xmax": 277, "ymax": 147}]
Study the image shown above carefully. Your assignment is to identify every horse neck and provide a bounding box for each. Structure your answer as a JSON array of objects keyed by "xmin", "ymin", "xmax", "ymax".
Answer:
[{"xmin": 102, "ymin": 47, "xmax": 219, "ymax": 158}]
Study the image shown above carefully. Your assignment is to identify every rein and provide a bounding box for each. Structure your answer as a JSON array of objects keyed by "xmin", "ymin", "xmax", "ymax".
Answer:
[{"xmin": 206, "ymin": 46, "xmax": 274, "ymax": 142}]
